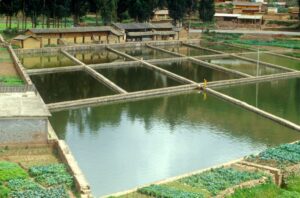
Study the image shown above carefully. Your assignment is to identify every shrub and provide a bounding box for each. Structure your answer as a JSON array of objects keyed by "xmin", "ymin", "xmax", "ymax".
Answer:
[
  {"xmin": 10, "ymin": 186, "xmax": 69, "ymax": 198},
  {"xmin": 29, "ymin": 164, "xmax": 73, "ymax": 188},
  {"xmin": 0, "ymin": 162, "xmax": 28, "ymax": 182},
  {"xmin": 138, "ymin": 185, "xmax": 204, "ymax": 198}
]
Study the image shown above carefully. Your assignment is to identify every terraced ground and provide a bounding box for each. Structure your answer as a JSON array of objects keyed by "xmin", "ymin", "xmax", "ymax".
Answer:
[
  {"xmin": 0, "ymin": 47, "xmax": 23, "ymax": 86},
  {"xmin": 0, "ymin": 146, "xmax": 77, "ymax": 198},
  {"xmin": 112, "ymin": 142, "xmax": 300, "ymax": 198}
]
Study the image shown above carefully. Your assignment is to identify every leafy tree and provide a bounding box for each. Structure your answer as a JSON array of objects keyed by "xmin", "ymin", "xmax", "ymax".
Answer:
[
  {"xmin": 167, "ymin": 0, "xmax": 189, "ymax": 26},
  {"xmin": 128, "ymin": 0, "xmax": 154, "ymax": 22},
  {"xmin": 100, "ymin": 0, "xmax": 117, "ymax": 25},
  {"xmin": 117, "ymin": 0, "xmax": 131, "ymax": 21},
  {"xmin": 0, "ymin": 0, "xmax": 21, "ymax": 28},
  {"xmin": 24, "ymin": 0, "xmax": 43, "ymax": 28},
  {"xmin": 71, "ymin": 0, "xmax": 90, "ymax": 25},
  {"xmin": 199, "ymin": 0, "xmax": 215, "ymax": 22}
]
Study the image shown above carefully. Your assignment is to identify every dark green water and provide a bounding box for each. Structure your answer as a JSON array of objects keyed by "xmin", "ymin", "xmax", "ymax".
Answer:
[
  {"xmin": 162, "ymin": 45, "xmax": 215, "ymax": 56},
  {"xmin": 242, "ymin": 53, "xmax": 300, "ymax": 70},
  {"xmin": 50, "ymin": 92, "xmax": 300, "ymax": 197},
  {"xmin": 97, "ymin": 65, "xmax": 182, "ymax": 92},
  {"xmin": 117, "ymin": 46, "xmax": 176, "ymax": 60},
  {"xmin": 31, "ymin": 71, "xmax": 115, "ymax": 103},
  {"xmin": 218, "ymin": 78, "xmax": 300, "ymax": 125},
  {"xmin": 73, "ymin": 49, "xmax": 129, "ymax": 65},
  {"xmin": 205, "ymin": 58, "xmax": 284, "ymax": 76},
  {"xmin": 156, "ymin": 60, "xmax": 238, "ymax": 83},
  {"xmin": 19, "ymin": 53, "xmax": 75, "ymax": 69}
]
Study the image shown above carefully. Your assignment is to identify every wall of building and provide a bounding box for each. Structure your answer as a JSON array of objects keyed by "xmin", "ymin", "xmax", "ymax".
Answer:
[
  {"xmin": 0, "ymin": 118, "xmax": 48, "ymax": 145},
  {"xmin": 23, "ymin": 38, "xmax": 41, "ymax": 49}
]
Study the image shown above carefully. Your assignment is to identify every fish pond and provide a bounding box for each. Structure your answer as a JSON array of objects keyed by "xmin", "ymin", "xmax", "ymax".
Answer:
[{"xmin": 50, "ymin": 92, "xmax": 300, "ymax": 197}]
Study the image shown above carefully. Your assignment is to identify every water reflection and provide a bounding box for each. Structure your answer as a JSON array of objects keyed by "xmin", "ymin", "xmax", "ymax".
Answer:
[
  {"xmin": 162, "ymin": 45, "xmax": 215, "ymax": 56},
  {"xmin": 117, "ymin": 46, "xmax": 176, "ymax": 60},
  {"xmin": 218, "ymin": 77, "xmax": 300, "ymax": 125},
  {"xmin": 50, "ymin": 92, "xmax": 300, "ymax": 196},
  {"xmin": 156, "ymin": 60, "xmax": 238, "ymax": 82}
]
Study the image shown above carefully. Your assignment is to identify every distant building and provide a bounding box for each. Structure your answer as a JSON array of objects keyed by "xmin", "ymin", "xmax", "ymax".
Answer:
[
  {"xmin": 151, "ymin": 9, "xmax": 171, "ymax": 22},
  {"xmin": 232, "ymin": 2, "xmax": 265, "ymax": 14},
  {"xmin": 11, "ymin": 35, "xmax": 42, "ymax": 49},
  {"xmin": 215, "ymin": 13, "xmax": 263, "ymax": 29},
  {"xmin": 113, "ymin": 23, "xmax": 188, "ymax": 42}
]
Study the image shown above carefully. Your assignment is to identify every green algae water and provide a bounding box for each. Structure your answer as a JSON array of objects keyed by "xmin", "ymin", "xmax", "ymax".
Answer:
[
  {"xmin": 73, "ymin": 49, "xmax": 129, "ymax": 64},
  {"xmin": 242, "ymin": 53, "xmax": 300, "ymax": 70},
  {"xmin": 31, "ymin": 71, "xmax": 115, "ymax": 103},
  {"xmin": 50, "ymin": 92, "xmax": 300, "ymax": 197},
  {"xmin": 117, "ymin": 46, "xmax": 176, "ymax": 60},
  {"xmin": 156, "ymin": 60, "xmax": 238, "ymax": 83},
  {"xmin": 19, "ymin": 52, "xmax": 75, "ymax": 69},
  {"xmin": 162, "ymin": 45, "xmax": 215, "ymax": 56},
  {"xmin": 218, "ymin": 77, "xmax": 300, "ymax": 125},
  {"xmin": 199, "ymin": 42, "xmax": 252, "ymax": 53},
  {"xmin": 97, "ymin": 65, "xmax": 182, "ymax": 92},
  {"xmin": 204, "ymin": 57, "xmax": 285, "ymax": 76}
]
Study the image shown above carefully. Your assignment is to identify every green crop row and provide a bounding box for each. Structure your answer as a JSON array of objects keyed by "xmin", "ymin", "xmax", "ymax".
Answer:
[
  {"xmin": 29, "ymin": 164, "xmax": 73, "ymax": 188},
  {"xmin": 179, "ymin": 168, "xmax": 265, "ymax": 195},
  {"xmin": 0, "ymin": 162, "xmax": 28, "ymax": 182},
  {"xmin": 10, "ymin": 186, "xmax": 69, "ymax": 198},
  {"xmin": 138, "ymin": 185, "xmax": 204, "ymax": 198},
  {"xmin": 254, "ymin": 143, "xmax": 300, "ymax": 164}
]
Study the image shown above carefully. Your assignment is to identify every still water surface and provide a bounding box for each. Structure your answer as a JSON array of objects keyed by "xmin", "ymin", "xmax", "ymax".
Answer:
[
  {"xmin": 218, "ymin": 78, "xmax": 300, "ymax": 125},
  {"xmin": 97, "ymin": 65, "xmax": 182, "ymax": 92},
  {"xmin": 50, "ymin": 92, "xmax": 300, "ymax": 196},
  {"xmin": 156, "ymin": 60, "xmax": 238, "ymax": 82},
  {"xmin": 117, "ymin": 46, "xmax": 176, "ymax": 60},
  {"xmin": 31, "ymin": 71, "xmax": 115, "ymax": 103},
  {"xmin": 205, "ymin": 57, "xmax": 285, "ymax": 76}
]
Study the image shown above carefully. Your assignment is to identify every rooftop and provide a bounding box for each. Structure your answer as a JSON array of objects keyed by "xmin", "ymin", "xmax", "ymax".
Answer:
[{"xmin": 113, "ymin": 23, "xmax": 174, "ymax": 30}]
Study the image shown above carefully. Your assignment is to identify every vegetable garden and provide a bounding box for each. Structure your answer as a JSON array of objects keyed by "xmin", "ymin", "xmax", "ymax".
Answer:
[
  {"xmin": 0, "ymin": 161, "xmax": 73, "ymax": 198},
  {"xmin": 115, "ymin": 141, "xmax": 300, "ymax": 198}
]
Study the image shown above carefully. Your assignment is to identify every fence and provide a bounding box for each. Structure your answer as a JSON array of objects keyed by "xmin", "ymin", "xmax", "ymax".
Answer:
[{"xmin": 0, "ymin": 84, "xmax": 36, "ymax": 94}]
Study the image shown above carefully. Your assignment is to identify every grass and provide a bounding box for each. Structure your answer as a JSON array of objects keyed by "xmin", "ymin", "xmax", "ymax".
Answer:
[
  {"xmin": 284, "ymin": 174, "xmax": 300, "ymax": 193},
  {"xmin": 0, "ymin": 162, "xmax": 28, "ymax": 182},
  {"xmin": 0, "ymin": 76, "xmax": 23, "ymax": 86}
]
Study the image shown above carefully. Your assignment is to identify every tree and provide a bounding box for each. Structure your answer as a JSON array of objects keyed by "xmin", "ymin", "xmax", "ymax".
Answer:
[
  {"xmin": 100, "ymin": 0, "xmax": 117, "ymax": 25},
  {"xmin": 0, "ymin": 0, "xmax": 21, "ymax": 28},
  {"xmin": 167, "ymin": 0, "xmax": 189, "ymax": 26},
  {"xmin": 71, "ymin": 0, "xmax": 89, "ymax": 25},
  {"xmin": 199, "ymin": 0, "xmax": 215, "ymax": 22},
  {"xmin": 117, "ymin": 0, "xmax": 131, "ymax": 21},
  {"xmin": 24, "ymin": 0, "xmax": 43, "ymax": 28},
  {"xmin": 128, "ymin": 0, "xmax": 154, "ymax": 22}
]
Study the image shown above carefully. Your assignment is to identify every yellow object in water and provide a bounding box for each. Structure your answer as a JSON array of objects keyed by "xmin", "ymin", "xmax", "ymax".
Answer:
[{"xmin": 204, "ymin": 79, "xmax": 207, "ymax": 88}]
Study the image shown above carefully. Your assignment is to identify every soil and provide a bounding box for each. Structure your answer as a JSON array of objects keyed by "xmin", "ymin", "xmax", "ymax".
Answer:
[{"xmin": 0, "ymin": 62, "xmax": 18, "ymax": 76}]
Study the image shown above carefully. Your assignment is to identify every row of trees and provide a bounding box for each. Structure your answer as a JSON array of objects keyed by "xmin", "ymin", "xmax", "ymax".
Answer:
[{"xmin": 0, "ymin": 0, "xmax": 215, "ymax": 29}]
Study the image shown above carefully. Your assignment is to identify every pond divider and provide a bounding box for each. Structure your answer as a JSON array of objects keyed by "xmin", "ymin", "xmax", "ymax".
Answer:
[
  {"xmin": 230, "ymin": 54, "xmax": 296, "ymax": 72},
  {"xmin": 60, "ymin": 48, "xmax": 127, "ymax": 94},
  {"xmin": 189, "ymin": 57, "xmax": 253, "ymax": 78},
  {"xmin": 266, "ymin": 51, "xmax": 300, "ymax": 62},
  {"xmin": 183, "ymin": 42, "xmax": 224, "ymax": 54},
  {"xmin": 61, "ymin": 50, "xmax": 85, "ymax": 66},
  {"xmin": 7, "ymin": 45, "xmax": 33, "ymax": 85},
  {"xmin": 107, "ymin": 46, "xmax": 197, "ymax": 84},
  {"xmin": 27, "ymin": 65, "xmax": 85, "ymax": 75},
  {"xmin": 206, "ymin": 88, "xmax": 300, "ymax": 131},
  {"xmin": 207, "ymin": 71, "xmax": 300, "ymax": 89},
  {"xmin": 146, "ymin": 44, "xmax": 185, "ymax": 57},
  {"xmin": 85, "ymin": 66, "xmax": 128, "ymax": 94},
  {"xmin": 47, "ymin": 84, "xmax": 199, "ymax": 112}
]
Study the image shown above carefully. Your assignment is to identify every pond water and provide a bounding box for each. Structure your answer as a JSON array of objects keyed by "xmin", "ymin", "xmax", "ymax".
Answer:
[
  {"xmin": 50, "ymin": 92, "xmax": 300, "ymax": 197},
  {"xmin": 155, "ymin": 60, "xmax": 238, "ymax": 83},
  {"xmin": 242, "ymin": 53, "xmax": 300, "ymax": 70},
  {"xmin": 97, "ymin": 65, "xmax": 182, "ymax": 92},
  {"xmin": 117, "ymin": 46, "xmax": 176, "ymax": 60},
  {"xmin": 19, "ymin": 53, "xmax": 75, "ymax": 69},
  {"xmin": 31, "ymin": 71, "xmax": 115, "ymax": 103},
  {"xmin": 204, "ymin": 57, "xmax": 285, "ymax": 76},
  {"xmin": 217, "ymin": 77, "xmax": 300, "ymax": 125},
  {"xmin": 162, "ymin": 45, "xmax": 215, "ymax": 56},
  {"xmin": 73, "ymin": 49, "xmax": 129, "ymax": 65}
]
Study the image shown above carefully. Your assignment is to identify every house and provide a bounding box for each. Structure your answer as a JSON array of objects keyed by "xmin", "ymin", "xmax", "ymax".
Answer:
[
  {"xmin": 151, "ymin": 9, "xmax": 171, "ymax": 22},
  {"xmin": 113, "ymin": 23, "xmax": 188, "ymax": 42},
  {"xmin": 232, "ymin": 2, "xmax": 265, "ymax": 14},
  {"xmin": 24, "ymin": 26, "xmax": 125, "ymax": 48},
  {"xmin": 11, "ymin": 35, "xmax": 41, "ymax": 49},
  {"xmin": 215, "ymin": 13, "xmax": 263, "ymax": 29}
]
